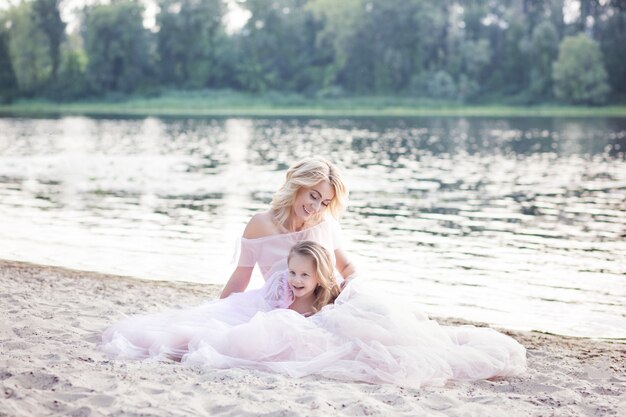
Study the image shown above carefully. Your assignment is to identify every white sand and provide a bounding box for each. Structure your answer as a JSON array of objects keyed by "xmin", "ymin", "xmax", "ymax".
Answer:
[{"xmin": 1, "ymin": 259, "xmax": 624, "ymax": 417}]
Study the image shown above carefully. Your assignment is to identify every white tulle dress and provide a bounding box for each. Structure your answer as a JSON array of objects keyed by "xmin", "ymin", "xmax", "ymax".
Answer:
[{"xmin": 101, "ymin": 219, "xmax": 527, "ymax": 387}]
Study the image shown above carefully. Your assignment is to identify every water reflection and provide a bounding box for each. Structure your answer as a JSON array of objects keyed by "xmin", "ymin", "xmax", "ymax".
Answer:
[{"xmin": 0, "ymin": 115, "xmax": 624, "ymax": 339}]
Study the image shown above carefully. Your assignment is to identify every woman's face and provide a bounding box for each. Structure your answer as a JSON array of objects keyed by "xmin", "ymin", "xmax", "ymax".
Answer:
[
  {"xmin": 292, "ymin": 180, "xmax": 335, "ymax": 222},
  {"xmin": 288, "ymin": 253, "xmax": 319, "ymax": 300}
]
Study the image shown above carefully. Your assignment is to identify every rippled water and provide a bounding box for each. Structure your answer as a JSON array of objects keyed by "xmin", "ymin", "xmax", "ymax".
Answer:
[{"xmin": 1, "ymin": 115, "xmax": 625, "ymax": 339}]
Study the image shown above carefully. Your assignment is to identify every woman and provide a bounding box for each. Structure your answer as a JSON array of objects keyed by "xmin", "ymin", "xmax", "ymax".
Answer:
[
  {"xmin": 102, "ymin": 157, "xmax": 355, "ymax": 358},
  {"xmin": 220, "ymin": 157, "xmax": 357, "ymax": 298}
]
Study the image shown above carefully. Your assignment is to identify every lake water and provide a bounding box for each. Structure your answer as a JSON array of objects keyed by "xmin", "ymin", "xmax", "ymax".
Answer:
[{"xmin": 0, "ymin": 115, "xmax": 624, "ymax": 339}]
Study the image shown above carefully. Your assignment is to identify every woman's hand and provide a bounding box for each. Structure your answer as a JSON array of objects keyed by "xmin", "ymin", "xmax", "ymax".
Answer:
[
  {"xmin": 336, "ymin": 249, "xmax": 356, "ymax": 278},
  {"xmin": 335, "ymin": 247, "xmax": 357, "ymax": 290},
  {"xmin": 220, "ymin": 266, "xmax": 253, "ymax": 299},
  {"xmin": 340, "ymin": 272, "xmax": 358, "ymax": 291}
]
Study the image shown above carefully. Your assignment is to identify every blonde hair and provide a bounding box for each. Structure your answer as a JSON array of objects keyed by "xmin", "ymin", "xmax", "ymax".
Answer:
[
  {"xmin": 288, "ymin": 241, "xmax": 340, "ymax": 313},
  {"xmin": 271, "ymin": 157, "xmax": 348, "ymax": 228}
]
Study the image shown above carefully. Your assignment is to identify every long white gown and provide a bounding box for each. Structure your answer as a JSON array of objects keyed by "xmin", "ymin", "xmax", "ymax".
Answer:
[{"xmin": 101, "ymin": 219, "xmax": 526, "ymax": 387}]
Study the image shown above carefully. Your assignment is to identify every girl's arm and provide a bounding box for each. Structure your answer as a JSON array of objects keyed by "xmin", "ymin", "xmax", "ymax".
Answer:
[{"xmin": 220, "ymin": 266, "xmax": 254, "ymax": 299}]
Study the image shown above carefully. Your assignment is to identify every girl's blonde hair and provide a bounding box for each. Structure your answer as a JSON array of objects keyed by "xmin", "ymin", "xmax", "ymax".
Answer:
[
  {"xmin": 288, "ymin": 241, "xmax": 340, "ymax": 313},
  {"xmin": 271, "ymin": 157, "xmax": 348, "ymax": 228}
]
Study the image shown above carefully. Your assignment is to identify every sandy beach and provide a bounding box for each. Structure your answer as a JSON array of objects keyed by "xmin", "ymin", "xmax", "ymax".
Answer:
[{"xmin": 1, "ymin": 259, "xmax": 624, "ymax": 417}]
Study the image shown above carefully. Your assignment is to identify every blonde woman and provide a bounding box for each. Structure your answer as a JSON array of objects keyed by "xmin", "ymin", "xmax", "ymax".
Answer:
[
  {"xmin": 220, "ymin": 157, "xmax": 357, "ymax": 299},
  {"xmin": 102, "ymin": 157, "xmax": 356, "ymax": 356}
]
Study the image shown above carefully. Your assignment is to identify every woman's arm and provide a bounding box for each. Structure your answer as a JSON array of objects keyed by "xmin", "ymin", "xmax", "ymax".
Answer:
[
  {"xmin": 220, "ymin": 266, "xmax": 254, "ymax": 299},
  {"xmin": 220, "ymin": 212, "xmax": 274, "ymax": 299},
  {"xmin": 335, "ymin": 248, "xmax": 357, "ymax": 288}
]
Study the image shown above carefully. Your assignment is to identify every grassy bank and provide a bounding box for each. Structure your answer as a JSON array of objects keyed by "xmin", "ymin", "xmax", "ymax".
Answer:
[{"xmin": 2, "ymin": 91, "xmax": 626, "ymax": 117}]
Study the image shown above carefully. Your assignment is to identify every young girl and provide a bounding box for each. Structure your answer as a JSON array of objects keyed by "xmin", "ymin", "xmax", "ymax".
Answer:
[
  {"xmin": 285, "ymin": 241, "xmax": 340, "ymax": 316},
  {"xmin": 101, "ymin": 241, "xmax": 339, "ymax": 361}
]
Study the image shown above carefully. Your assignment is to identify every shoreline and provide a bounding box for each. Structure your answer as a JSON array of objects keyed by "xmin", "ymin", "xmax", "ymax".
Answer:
[
  {"xmin": 1, "ymin": 259, "xmax": 625, "ymax": 416},
  {"xmin": 2, "ymin": 101, "xmax": 626, "ymax": 118}
]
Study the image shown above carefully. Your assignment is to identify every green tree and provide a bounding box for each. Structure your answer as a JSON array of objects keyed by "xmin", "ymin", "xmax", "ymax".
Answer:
[
  {"xmin": 458, "ymin": 38, "xmax": 490, "ymax": 100},
  {"xmin": 553, "ymin": 34, "xmax": 610, "ymax": 104},
  {"xmin": 546, "ymin": 0, "xmax": 565, "ymax": 38},
  {"xmin": 578, "ymin": 0, "xmax": 602, "ymax": 34},
  {"xmin": 156, "ymin": 0, "xmax": 225, "ymax": 88},
  {"xmin": 0, "ymin": 29, "xmax": 19, "ymax": 102},
  {"xmin": 462, "ymin": 0, "xmax": 491, "ymax": 40},
  {"xmin": 413, "ymin": 0, "xmax": 451, "ymax": 72},
  {"xmin": 3, "ymin": 2, "xmax": 52, "ymax": 94},
  {"xmin": 82, "ymin": 0, "xmax": 153, "ymax": 94},
  {"xmin": 306, "ymin": 0, "xmax": 365, "ymax": 89},
  {"xmin": 598, "ymin": 10, "xmax": 626, "ymax": 97},
  {"xmin": 528, "ymin": 20, "xmax": 559, "ymax": 100},
  {"xmin": 236, "ymin": 0, "xmax": 330, "ymax": 93},
  {"xmin": 32, "ymin": 0, "xmax": 65, "ymax": 79},
  {"xmin": 311, "ymin": 0, "xmax": 428, "ymax": 93},
  {"xmin": 439, "ymin": 1, "xmax": 492, "ymax": 101},
  {"xmin": 51, "ymin": 33, "xmax": 90, "ymax": 100},
  {"xmin": 359, "ymin": 0, "xmax": 424, "ymax": 92},
  {"xmin": 432, "ymin": 71, "xmax": 456, "ymax": 99}
]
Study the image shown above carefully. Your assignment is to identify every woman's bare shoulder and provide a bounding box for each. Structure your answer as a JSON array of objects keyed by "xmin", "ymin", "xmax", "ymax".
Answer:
[{"xmin": 243, "ymin": 211, "xmax": 281, "ymax": 239}]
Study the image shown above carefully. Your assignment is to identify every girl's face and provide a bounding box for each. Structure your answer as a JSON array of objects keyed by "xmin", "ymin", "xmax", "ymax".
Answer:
[
  {"xmin": 292, "ymin": 180, "xmax": 335, "ymax": 223},
  {"xmin": 287, "ymin": 253, "xmax": 319, "ymax": 300}
]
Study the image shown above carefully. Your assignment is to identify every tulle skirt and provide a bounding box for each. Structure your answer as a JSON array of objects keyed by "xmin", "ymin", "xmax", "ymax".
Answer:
[{"xmin": 101, "ymin": 281, "xmax": 526, "ymax": 387}]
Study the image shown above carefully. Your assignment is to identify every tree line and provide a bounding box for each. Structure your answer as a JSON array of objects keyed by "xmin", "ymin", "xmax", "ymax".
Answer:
[{"xmin": 1, "ymin": 0, "xmax": 625, "ymax": 105}]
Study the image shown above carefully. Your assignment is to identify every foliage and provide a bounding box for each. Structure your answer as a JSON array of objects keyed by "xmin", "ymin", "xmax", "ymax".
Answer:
[
  {"xmin": 235, "ymin": 0, "xmax": 330, "ymax": 93},
  {"xmin": 488, "ymin": 19, "xmax": 529, "ymax": 97},
  {"xmin": 553, "ymin": 34, "xmax": 611, "ymax": 104},
  {"xmin": 314, "ymin": 0, "xmax": 426, "ymax": 93},
  {"xmin": 0, "ymin": 30, "xmax": 18, "ymax": 103},
  {"xmin": 3, "ymin": 2, "xmax": 52, "ymax": 94},
  {"xmin": 599, "ymin": 11, "xmax": 626, "ymax": 97},
  {"xmin": 409, "ymin": 71, "xmax": 457, "ymax": 100},
  {"xmin": 49, "ymin": 34, "xmax": 90, "ymax": 100},
  {"xmin": 82, "ymin": 0, "xmax": 153, "ymax": 93},
  {"xmin": 528, "ymin": 20, "xmax": 559, "ymax": 101},
  {"xmin": 31, "ymin": 0, "xmax": 65, "ymax": 79},
  {"xmin": 0, "ymin": 0, "xmax": 625, "ymax": 104},
  {"xmin": 156, "ymin": 0, "xmax": 225, "ymax": 88},
  {"xmin": 306, "ymin": 0, "xmax": 365, "ymax": 87}
]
